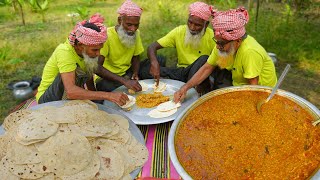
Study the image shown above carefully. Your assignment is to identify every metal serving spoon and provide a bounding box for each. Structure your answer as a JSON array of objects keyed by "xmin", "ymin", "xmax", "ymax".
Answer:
[{"xmin": 257, "ymin": 64, "xmax": 291, "ymax": 113}]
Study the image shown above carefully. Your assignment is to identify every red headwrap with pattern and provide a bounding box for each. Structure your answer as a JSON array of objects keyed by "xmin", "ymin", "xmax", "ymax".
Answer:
[
  {"xmin": 68, "ymin": 13, "xmax": 107, "ymax": 46},
  {"xmin": 117, "ymin": 0, "xmax": 142, "ymax": 17},
  {"xmin": 211, "ymin": 7, "xmax": 249, "ymax": 41},
  {"xmin": 189, "ymin": 2, "xmax": 213, "ymax": 21}
]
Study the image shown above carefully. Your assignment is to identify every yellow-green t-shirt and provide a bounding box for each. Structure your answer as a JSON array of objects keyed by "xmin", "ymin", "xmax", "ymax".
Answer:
[
  {"xmin": 36, "ymin": 40, "xmax": 86, "ymax": 101},
  {"xmin": 207, "ymin": 35, "xmax": 277, "ymax": 87},
  {"xmin": 100, "ymin": 26, "xmax": 144, "ymax": 76},
  {"xmin": 157, "ymin": 25, "xmax": 215, "ymax": 68}
]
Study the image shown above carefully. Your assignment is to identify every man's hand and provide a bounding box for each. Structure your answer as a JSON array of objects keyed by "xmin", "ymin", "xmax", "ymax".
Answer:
[
  {"xmin": 173, "ymin": 86, "xmax": 188, "ymax": 103},
  {"xmin": 124, "ymin": 79, "xmax": 142, "ymax": 92},
  {"xmin": 109, "ymin": 92, "xmax": 129, "ymax": 106},
  {"xmin": 131, "ymin": 73, "xmax": 139, "ymax": 81},
  {"xmin": 150, "ymin": 61, "xmax": 160, "ymax": 86}
]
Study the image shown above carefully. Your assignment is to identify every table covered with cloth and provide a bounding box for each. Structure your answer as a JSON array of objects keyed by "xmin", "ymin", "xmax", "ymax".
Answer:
[{"xmin": 9, "ymin": 98, "xmax": 181, "ymax": 180}]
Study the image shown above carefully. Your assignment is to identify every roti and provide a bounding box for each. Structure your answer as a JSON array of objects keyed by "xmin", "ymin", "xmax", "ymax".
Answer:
[
  {"xmin": 6, "ymin": 140, "xmax": 41, "ymax": 164},
  {"xmin": 153, "ymin": 81, "xmax": 167, "ymax": 92},
  {"xmin": 38, "ymin": 132, "xmax": 93, "ymax": 176},
  {"xmin": 94, "ymin": 145, "xmax": 125, "ymax": 180},
  {"xmin": 15, "ymin": 117, "xmax": 59, "ymax": 144},
  {"xmin": 61, "ymin": 152, "xmax": 100, "ymax": 180},
  {"xmin": 147, "ymin": 108, "xmax": 177, "ymax": 118},
  {"xmin": 120, "ymin": 95, "xmax": 136, "ymax": 109},
  {"xmin": 2, "ymin": 109, "xmax": 32, "ymax": 131},
  {"xmin": 139, "ymin": 81, "xmax": 149, "ymax": 91},
  {"xmin": 0, "ymin": 156, "xmax": 19, "ymax": 180},
  {"xmin": 157, "ymin": 101, "xmax": 181, "ymax": 112}
]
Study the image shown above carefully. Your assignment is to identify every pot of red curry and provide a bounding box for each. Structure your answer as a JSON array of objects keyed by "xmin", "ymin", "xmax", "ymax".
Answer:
[{"xmin": 168, "ymin": 85, "xmax": 320, "ymax": 180}]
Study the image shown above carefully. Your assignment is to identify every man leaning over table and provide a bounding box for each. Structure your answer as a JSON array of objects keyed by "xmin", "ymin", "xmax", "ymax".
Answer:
[
  {"xmin": 174, "ymin": 7, "xmax": 277, "ymax": 103},
  {"xmin": 139, "ymin": 1, "xmax": 216, "ymax": 95},
  {"xmin": 36, "ymin": 14, "xmax": 128, "ymax": 105},
  {"xmin": 95, "ymin": 0, "xmax": 144, "ymax": 93}
]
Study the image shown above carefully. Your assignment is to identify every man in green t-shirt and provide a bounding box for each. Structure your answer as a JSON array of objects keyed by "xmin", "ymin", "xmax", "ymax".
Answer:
[
  {"xmin": 95, "ymin": 0, "xmax": 143, "ymax": 93},
  {"xmin": 139, "ymin": 2, "xmax": 215, "ymax": 94},
  {"xmin": 36, "ymin": 14, "xmax": 128, "ymax": 105},
  {"xmin": 174, "ymin": 7, "xmax": 277, "ymax": 103}
]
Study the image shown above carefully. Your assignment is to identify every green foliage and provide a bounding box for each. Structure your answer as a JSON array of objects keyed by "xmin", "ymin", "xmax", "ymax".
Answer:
[
  {"xmin": 82, "ymin": 0, "xmax": 95, "ymax": 6},
  {"xmin": 75, "ymin": 6, "xmax": 89, "ymax": 20},
  {"xmin": 0, "ymin": 46, "xmax": 10, "ymax": 61},
  {"xmin": 205, "ymin": 0, "xmax": 237, "ymax": 8},
  {"xmin": 8, "ymin": 58, "xmax": 25, "ymax": 64},
  {"xmin": 28, "ymin": 0, "xmax": 49, "ymax": 22},
  {"xmin": 0, "ymin": 0, "xmax": 11, "ymax": 6}
]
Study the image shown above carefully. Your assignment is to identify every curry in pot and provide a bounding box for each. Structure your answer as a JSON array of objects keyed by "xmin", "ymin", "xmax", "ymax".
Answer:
[{"xmin": 175, "ymin": 91, "xmax": 320, "ymax": 179}]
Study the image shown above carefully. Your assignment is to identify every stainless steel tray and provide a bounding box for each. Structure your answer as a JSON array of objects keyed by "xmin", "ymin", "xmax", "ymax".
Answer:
[
  {"xmin": 103, "ymin": 79, "xmax": 199, "ymax": 125},
  {"xmin": 168, "ymin": 85, "xmax": 320, "ymax": 180}
]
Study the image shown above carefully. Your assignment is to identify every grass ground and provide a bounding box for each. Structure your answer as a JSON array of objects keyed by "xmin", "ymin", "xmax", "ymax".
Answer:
[{"xmin": 0, "ymin": 0, "xmax": 319, "ymax": 122}]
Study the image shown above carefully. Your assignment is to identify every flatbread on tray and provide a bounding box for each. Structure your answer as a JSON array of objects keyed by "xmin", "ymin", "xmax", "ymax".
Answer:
[
  {"xmin": 120, "ymin": 95, "xmax": 136, "ymax": 109},
  {"xmin": 0, "ymin": 100, "xmax": 148, "ymax": 180},
  {"xmin": 157, "ymin": 101, "xmax": 181, "ymax": 112},
  {"xmin": 153, "ymin": 81, "xmax": 167, "ymax": 93}
]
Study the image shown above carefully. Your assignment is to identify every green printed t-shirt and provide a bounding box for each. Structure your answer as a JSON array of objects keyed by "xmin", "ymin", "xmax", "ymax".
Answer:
[
  {"xmin": 100, "ymin": 26, "xmax": 144, "ymax": 76},
  {"xmin": 157, "ymin": 25, "xmax": 215, "ymax": 68},
  {"xmin": 36, "ymin": 40, "xmax": 85, "ymax": 101},
  {"xmin": 207, "ymin": 35, "xmax": 277, "ymax": 87}
]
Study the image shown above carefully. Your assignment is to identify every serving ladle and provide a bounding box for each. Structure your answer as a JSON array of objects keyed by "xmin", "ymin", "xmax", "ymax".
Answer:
[{"xmin": 257, "ymin": 64, "xmax": 291, "ymax": 113}]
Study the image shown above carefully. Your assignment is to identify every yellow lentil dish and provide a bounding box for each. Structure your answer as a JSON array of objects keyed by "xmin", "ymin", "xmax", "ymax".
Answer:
[
  {"xmin": 175, "ymin": 91, "xmax": 320, "ymax": 180},
  {"xmin": 136, "ymin": 93, "xmax": 170, "ymax": 108}
]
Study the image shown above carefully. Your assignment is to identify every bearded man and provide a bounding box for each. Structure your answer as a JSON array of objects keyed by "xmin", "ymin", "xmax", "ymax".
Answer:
[
  {"xmin": 95, "ymin": 0, "xmax": 143, "ymax": 93},
  {"xmin": 36, "ymin": 14, "xmax": 128, "ymax": 105},
  {"xmin": 174, "ymin": 7, "xmax": 277, "ymax": 103},
  {"xmin": 139, "ymin": 1, "xmax": 215, "ymax": 94}
]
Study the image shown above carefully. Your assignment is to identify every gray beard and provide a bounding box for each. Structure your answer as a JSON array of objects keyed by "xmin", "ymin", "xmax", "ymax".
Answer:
[
  {"xmin": 184, "ymin": 26, "xmax": 205, "ymax": 49},
  {"xmin": 82, "ymin": 52, "xmax": 98, "ymax": 76},
  {"xmin": 117, "ymin": 25, "xmax": 136, "ymax": 48},
  {"xmin": 216, "ymin": 42, "xmax": 236, "ymax": 69}
]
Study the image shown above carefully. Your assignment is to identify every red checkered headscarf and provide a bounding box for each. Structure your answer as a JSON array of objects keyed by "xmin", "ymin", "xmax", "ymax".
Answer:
[
  {"xmin": 117, "ymin": 0, "xmax": 142, "ymax": 17},
  {"xmin": 189, "ymin": 2, "xmax": 213, "ymax": 21},
  {"xmin": 211, "ymin": 7, "xmax": 249, "ymax": 41},
  {"xmin": 69, "ymin": 13, "xmax": 107, "ymax": 46}
]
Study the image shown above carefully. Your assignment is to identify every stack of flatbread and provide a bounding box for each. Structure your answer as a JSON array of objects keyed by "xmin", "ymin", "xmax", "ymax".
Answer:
[
  {"xmin": 147, "ymin": 101, "xmax": 181, "ymax": 118},
  {"xmin": 0, "ymin": 100, "xmax": 148, "ymax": 180}
]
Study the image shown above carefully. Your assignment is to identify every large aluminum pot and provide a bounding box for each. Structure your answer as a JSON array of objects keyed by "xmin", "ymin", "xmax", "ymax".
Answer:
[{"xmin": 168, "ymin": 85, "xmax": 320, "ymax": 180}]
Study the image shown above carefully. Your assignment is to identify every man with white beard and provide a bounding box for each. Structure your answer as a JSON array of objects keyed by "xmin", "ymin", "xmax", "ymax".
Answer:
[
  {"xmin": 95, "ymin": 0, "xmax": 143, "ymax": 93},
  {"xmin": 139, "ymin": 2, "xmax": 215, "ymax": 95},
  {"xmin": 174, "ymin": 7, "xmax": 277, "ymax": 103},
  {"xmin": 36, "ymin": 14, "xmax": 129, "ymax": 105}
]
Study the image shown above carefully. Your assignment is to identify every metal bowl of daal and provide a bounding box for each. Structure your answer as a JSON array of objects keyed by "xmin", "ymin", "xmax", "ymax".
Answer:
[{"xmin": 168, "ymin": 85, "xmax": 320, "ymax": 180}]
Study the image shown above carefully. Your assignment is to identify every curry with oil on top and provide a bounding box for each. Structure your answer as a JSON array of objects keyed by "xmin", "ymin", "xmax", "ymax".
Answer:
[{"xmin": 175, "ymin": 91, "xmax": 320, "ymax": 179}]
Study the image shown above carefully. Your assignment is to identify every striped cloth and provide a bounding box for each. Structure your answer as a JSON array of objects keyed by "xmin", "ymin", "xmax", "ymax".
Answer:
[
  {"xmin": 211, "ymin": 7, "xmax": 249, "ymax": 41},
  {"xmin": 68, "ymin": 13, "xmax": 107, "ymax": 46},
  {"xmin": 188, "ymin": 1, "xmax": 213, "ymax": 21},
  {"xmin": 117, "ymin": 0, "xmax": 143, "ymax": 17},
  {"xmin": 10, "ymin": 98, "xmax": 181, "ymax": 180}
]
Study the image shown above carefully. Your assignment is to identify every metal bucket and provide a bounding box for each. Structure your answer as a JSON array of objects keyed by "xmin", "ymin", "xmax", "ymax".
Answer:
[{"xmin": 168, "ymin": 85, "xmax": 320, "ymax": 180}]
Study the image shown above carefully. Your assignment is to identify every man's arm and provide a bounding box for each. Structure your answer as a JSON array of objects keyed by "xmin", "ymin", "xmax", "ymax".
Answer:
[
  {"xmin": 247, "ymin": 77, "xmax": 259, "ymax": 85},
  {"xmin": 147, "ymin": 42, "xmax": 163, "ymax": 85},
  {"xmin": 174, "ymin": 63, "xmax": 215, "ymax": 103},
  {"xmin": 61, "ymin": 71, "xmax": 128, "ymax": 105},
  {"xmin": 86, "ymin": 76, "xmax": 96, "ymax": 91},
  {"xmin": 131, "ymin": 55, "xmax": 140, "ymax": 80},
  {"xmin": 96, "ymin": 56, "xmax": 141, "ymax": 91}
]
